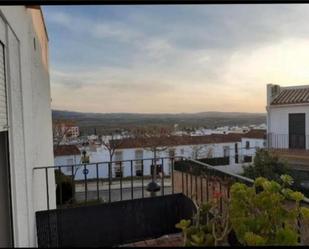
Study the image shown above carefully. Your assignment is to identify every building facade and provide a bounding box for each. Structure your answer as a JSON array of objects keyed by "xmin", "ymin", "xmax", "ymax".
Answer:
[
  {"xmin": 267, "ymin": 84, "xmax": 309, "ymax": 150},
  {"xmin": 56, "ymin": 131, "xmax": 266, "ymax": 180},
  {"xmin": 0, "ymin": 6, "xmax": 55, "ymax": 247}
]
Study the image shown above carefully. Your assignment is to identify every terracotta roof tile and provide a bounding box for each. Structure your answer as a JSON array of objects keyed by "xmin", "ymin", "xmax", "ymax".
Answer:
[
  {"xmin": 54, "ymin": 145, "xmax": 80, "ymax": 157},
  {"xmin": 111, "ymin": 133, "xmax": 246, "ymax": 150},
  {"xmin": 271, "ymin": 87, "xmax": 309, "ymax": 105},
  {"xmin": 242, "ymin": 129, "xmax": 266, "ymax": 139}
]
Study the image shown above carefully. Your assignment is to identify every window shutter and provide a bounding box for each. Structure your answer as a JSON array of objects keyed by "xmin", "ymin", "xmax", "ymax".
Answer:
[{"xmin": 0, "ymin": 42, "xmax": 7, "ymax": 132}]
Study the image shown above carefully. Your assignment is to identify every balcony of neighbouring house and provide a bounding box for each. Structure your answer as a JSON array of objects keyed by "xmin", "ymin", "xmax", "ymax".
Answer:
[{"xmin": 267, "ymin": 133, "xmax": 309, "ymax": 170}]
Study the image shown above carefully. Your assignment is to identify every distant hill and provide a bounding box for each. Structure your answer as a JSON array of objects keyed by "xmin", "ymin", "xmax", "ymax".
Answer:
[{"xmin": 52, "ymin": 110, "xmax": 266, "ymax": 135}]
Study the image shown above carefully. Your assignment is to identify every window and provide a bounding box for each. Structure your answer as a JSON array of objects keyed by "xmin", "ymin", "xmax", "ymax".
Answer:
[
  {"xmin": 114, "ymin": 151, "xmax": 123, "ymax": 178},
  {"xmin": 245, "ymin": 141, "xmax": 250, "ymax": 150},
  {"xmin": 180, "ymin": 148, "xmax": 184, "ymax": 155},
  {"xmin": 243, "ymin": 156, "xmax": 252, "ymax": 163},
  {"xmin": 169, "ymin": 148, "xmax": 175, "ymax": 158},
  {"xmin": 135, "ymin": 150, "xmax": 143, "ymax": 176},
  {"xmin": 151, "ymin": 164, "xmax": 163, "ymax": 176},
  {"xmin": 223, "ymin": 146, "xmax": 230, "ymax": 157}
]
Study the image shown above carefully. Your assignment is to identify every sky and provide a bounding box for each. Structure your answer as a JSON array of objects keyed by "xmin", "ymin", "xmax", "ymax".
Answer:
[{"xmin": 43, "ymin": 4, "xmax": 309, "ymax": 114}]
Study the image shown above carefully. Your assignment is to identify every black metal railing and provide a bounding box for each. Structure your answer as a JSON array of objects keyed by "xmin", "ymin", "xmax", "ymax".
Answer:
[
  {"xmin": 34, "ymin": 156, "xmax": 309, "ymax": 246},
  {"xmin": 34, "ymin": 156, "xmax": 182, "ymax": 210},
  {"xmin": 35, "ymin": 147, "xmax": 309, "ymax": 212},
  {"xmin": 33, "ymin": 155, "xmax": 260, "ymax": 211},
  {"xmin": 267, "ymin": 133, "xmax": 309, "ymax": 150}
]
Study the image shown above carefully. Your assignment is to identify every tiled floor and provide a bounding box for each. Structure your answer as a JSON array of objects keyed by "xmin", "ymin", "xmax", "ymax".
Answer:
[{"xmin": 121, "ymin": 233, "xmax": 183, "ymax": 247}]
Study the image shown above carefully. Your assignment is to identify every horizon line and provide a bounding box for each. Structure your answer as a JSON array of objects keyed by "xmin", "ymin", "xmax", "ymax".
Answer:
[{"xmin": 52, "ymin": 109, "xmax": 267, "ymax": 115}]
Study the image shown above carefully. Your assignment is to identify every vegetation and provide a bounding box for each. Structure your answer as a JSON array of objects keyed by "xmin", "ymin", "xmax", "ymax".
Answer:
[
  {"xmin": 52, "ymin": 110, "xmax": 266, "ymax": 135},
  {"xmin": 55, "ymin": 169, "xmax": 74, "ymax": 205},
  {"xmin": 176, "ymin": 195, "xmax": 231, "ymax": 246},
  {"xmin": 176, "ymin": 174, "xmax": 309, "ymax": 246},
  {"xmin": 242, "ymin": 149, "xmax": 288, "ymax": 182},
  {"xmin": 230, "ymin": 175, "xmax": 309, "ymax": 246}
]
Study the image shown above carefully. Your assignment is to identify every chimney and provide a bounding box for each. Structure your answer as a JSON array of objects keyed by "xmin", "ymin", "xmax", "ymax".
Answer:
[{"xmin": 267, "ymin": 83, "xmax": 280, "ymax": 106}]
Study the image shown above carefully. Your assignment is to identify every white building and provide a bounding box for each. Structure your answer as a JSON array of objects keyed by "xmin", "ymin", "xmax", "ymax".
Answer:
[
  {"xmin": 68, "ymin": 126, "xmax": 79, "ymax": 138},
  {"xmin": 58, "ymin": 131, "xmax": 266, "ymax": 180},
  {"xmin": 0, "ymin": 6, "xmax": 55, "ymax": 247},
  {"xmin": 267, "ymin": 84, "xmax": 309, "ymax": 149},
  {"xmin": 54, "ymin": 145, "xmax": 81, "ymax": 167}
]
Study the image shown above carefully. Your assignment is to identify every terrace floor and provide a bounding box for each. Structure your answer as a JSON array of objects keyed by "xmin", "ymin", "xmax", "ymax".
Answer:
[
  {"xmin": 120, "ymin": 233, "xmax": 183, "ymax": 247},
  {"xmin": 269, "ymin": 149, "xmax": 309, "ymax": 171}
]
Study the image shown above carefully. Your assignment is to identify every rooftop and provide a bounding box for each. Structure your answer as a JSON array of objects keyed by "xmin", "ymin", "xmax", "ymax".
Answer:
[
  {"xmin": 271, "ymin": 86, "xmax": 309, "ymax": 105},
  {"xmin": 111, "ymin": 131, "xmax": 266, "ymax": 149},
  {"xmin": 53, "ymin": 144, "xmax": 80, "ymax": 156},
  {"xmin": 242, "ymin": 129, "xmax": 266, "ymax": 139}
]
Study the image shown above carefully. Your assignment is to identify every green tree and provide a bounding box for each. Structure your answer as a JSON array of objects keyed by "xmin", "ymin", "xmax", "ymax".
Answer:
[{"xmin": 243, "ymin": 149, "xmax": 288, "ymax": 181}]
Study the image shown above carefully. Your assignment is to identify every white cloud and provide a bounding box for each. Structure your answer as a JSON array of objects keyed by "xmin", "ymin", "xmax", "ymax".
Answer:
[{"xmin": 45, "ymin": 5, "xmax": 309, "ymax": 113}]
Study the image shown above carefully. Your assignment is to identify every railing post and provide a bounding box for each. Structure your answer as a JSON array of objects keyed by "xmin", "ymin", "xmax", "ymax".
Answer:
[
  {"xmin": 171, "ymin": 157, "xmax": 174, "ymax": 194},
  {"xmin": 161, "ymin": 158, "xmax": 164, "ymax": 196},
  {"xmin": 190, "ymin": 165, "xmax": 193, "ymax": 199},
  {"xmin": 206, "ymin": 174, "xmax": 209, "ymax": 203},
  {"xmin": 71, "ymin": 165, "xmax": 75, "ymax": 204},
  {"xmin": 181, "ymin": 167, "xmax": 184, "ymax": 194},
  {"xmin": 141, "ymin": 159, "xmax": 144, "ymax": 198},
  {"xmin": 119, "ymin": 161, "xmax": 123, "ymax": 201},
  {"xmin": 96, "ymin": 163, "xmax": 100, "ymax": 202},
  {"xmin": 195, "ymin": 173, "xmax": 198, "ymax": 203},
  {"xmin": 108, "ymin": 162, "xmax": 112, "ymax": 203},
  {"xmin": 45, "ymin": 167, "xmax": 49, "ymax": 210},
  {"xmin": 200, "ymin": 175, "xmax": 203, "ymax": 203},
  {"xmin": 130, "ymin": 160, "xmax": 134, "ymax": 200},
  {"xmin": 58, "ymin": 166, "xmax": 63, "ymax": 209},
  {"xmin": 84, "ymin": 164, "xmax": 88, "ymax": 204}
]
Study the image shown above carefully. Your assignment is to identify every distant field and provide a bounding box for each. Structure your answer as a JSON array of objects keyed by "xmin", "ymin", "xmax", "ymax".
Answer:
[{"xmin": 52, "ymin": 110, "xmax": 266, "ymax": 135}]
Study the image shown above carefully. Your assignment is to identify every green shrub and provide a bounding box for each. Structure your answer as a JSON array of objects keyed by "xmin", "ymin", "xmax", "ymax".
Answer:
[
  {"xmin": 55, "ymin": 169, "xmax": 74, "ymax": 205},
  {"xmin": 243, "ymin": 149, "xmax": 288, "ymax": 182},
  {"xmin": 229, "ymin": 175, "xmax": 309, "ymax": 246}
]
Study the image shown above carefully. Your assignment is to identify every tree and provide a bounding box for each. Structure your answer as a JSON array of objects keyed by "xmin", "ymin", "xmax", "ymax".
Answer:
[
  {"xmin": 190, "ymin": 144, "xmax": 205, "ymax": 159},
  {"xmin": 132, "ymin": 126, "xmax": 175, "ymax": 196},
  {"xmin": 242, "ymin": 149, "xmax": 288, "ymax": 182},
  {"xmin": 101, "ymin": 133, "xmax": 127, "ymax": 180}
]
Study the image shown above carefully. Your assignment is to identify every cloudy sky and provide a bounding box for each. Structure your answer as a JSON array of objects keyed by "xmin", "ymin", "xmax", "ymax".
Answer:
[{"xmin": 43, "ymin": 4, "xmax": 309, "ymax": 114}]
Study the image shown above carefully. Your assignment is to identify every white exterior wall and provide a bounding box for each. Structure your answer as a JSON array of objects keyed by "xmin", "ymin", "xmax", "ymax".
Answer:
[
  {"xmin": 54, "ymin": 155, "xmax": 81, "ymax": 167},
  {"xmin": 65, "ymin": 141, "xmax": 244, "ymax": 180},
  {"xmin": 240, "ymin": 138, "xmax": 265, "ymax": 161},
  {"xmin": 0, "ymin": 7, "xmax": 54, "ymax": 247},
  {"xmin": 55, "ymin": 155, "xmax": 81, "ymax": 175},
  {"xmin": 267, "ymin": 105, "xmax": 309, "ymax": 149}
]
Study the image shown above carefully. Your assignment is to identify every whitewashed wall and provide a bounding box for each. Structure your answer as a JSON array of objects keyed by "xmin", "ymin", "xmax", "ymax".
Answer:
[
  {"xmin": 0, "ymin": 7, "xmax": 54, "ymax": 247},
  {"xmin": 57, "ymin": 141, "xmax": 254, "ymax": 180},
  {"xmin": 240, "ymin": 138, "xmax": 265, "ymax": 161},
  {"xmin": 267, "ymin": 105, "xmax": 309, "ymax": 149}
]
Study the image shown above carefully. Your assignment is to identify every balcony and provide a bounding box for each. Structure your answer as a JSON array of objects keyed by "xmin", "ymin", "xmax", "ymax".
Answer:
[
  {"xmin": 34, "ymin": 156, "xmax": 309, "ymax": 247},
  {"xmin": 267, "ymin": 133, "xmax": 309, "ymax": 170}
]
